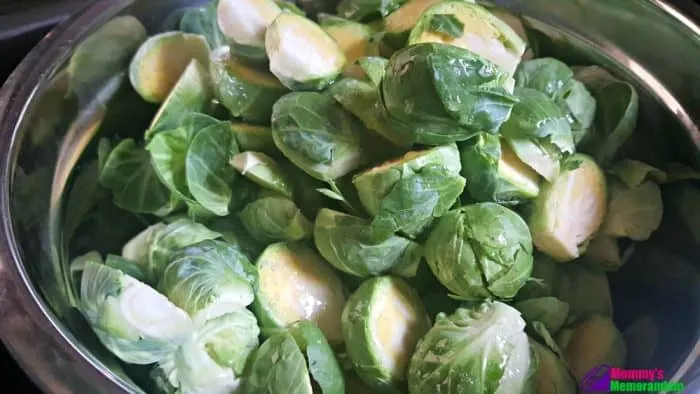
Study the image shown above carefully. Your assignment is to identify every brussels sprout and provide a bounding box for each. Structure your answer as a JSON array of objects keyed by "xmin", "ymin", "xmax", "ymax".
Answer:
[
  {"xmin": 329, "ymin": 78, "xmax": 414, "ymax": 148},
  {"xmin": 353, "ymin": 144, "xmax": 466, "ymax": 241},
  {"xmin": 230, "ymin": 151, "xmax": 294, "ymax": 198},
  {"xmin": 265, "ymin": 13, "xmax": 346, "ymax": 90},
  {"xmin": 407, "ymin": 301, "xmax": 532, "ymax": 394},
  {"xmin": 500, "ymin": 87, "xmax": 575, "ymax": 181},
  {"xmin": 253, "ymin": 242, "xmax": 346, "ymax": 343},
  {"xmin": 68, "ymin": 16, "xmax": 147, "ymax": 100},
  {"xmin": 336, "ymin": 0, "xmax": 407, "ymax": 21},
  {"xmin": 314, "ymin": 208, "xmax": 423, "ymax": 277},
  {"xmin": 318, "ymin": 14, "xmax": 380, "ymax": 76},
  {"xmin": 563, "ymin": 314, "xmax": 627, "ymax": 383},
  {"xmin": 230, "ymin": 123, "xmax": 276, "ymax": 154},
  {"xmin": 146, "ymin": 219, "xmax": 222, "ymax": 282},
  {"xmin": 158, "ymin": 239, "xmax": 257, "ymax": 323},
  {"xmin": 383, "ymin": 0, "xmax": 443, "ymax": 48},
  {"xmin": 246, "ymin": 321, "xmax": 345, "ymax": 394},
  {"xmin": 209, "ymin": 47, "xmax": 288, "ymax": 123},
  {"xmin": 514, "ymin": 58, "xmax": 597, "ymax": 144},
  {"xmin": 381, "ymin": 43, "xmax": 517, "ymax": 145},
  {"xmin": 528, "ymin": 154, "xmax": 607, "ymax": 262},
  {"xmin": 216, "ymin": 0, "xmax": 282, "ymax": 64},
  {"xmin": 424, "ymin": 203, "xmax": 533, "ymax": 300},
  {"xmin": 99, "ymin": 139, "xmax": 175, "ymax": 216},
  {"xmin": 271, "ymin": 92, "xmax": 367, "ymax": 181},
  {"xmin": 179, "ymin": 2, "xmax": 227, "ymax": 51},
  {"xmin": 128, "ymin": 32, "xmax": 210, "ymax": 104},
  {"xmin": 157, "ymin": 309, "xmax": 260, "ymax": 394},
  {"xmin": 514, "ymin": 297, "xmax": 570, "ymax": 335},
  {"xmin": 574, "ymin": 65, "xmax": 639, "ymax": 165},
  {"xmin": 531, "ymin": 339, "xmax": 577, "ymax": 394},
  {"xmin": 239, "ymin": 196, "xmax": 313, "ymax": 243},
  {"xmin": 342, "ymin": 277, "xmax": 431, "ymax": 389},
  {"xmin": 79, "ymin": 260, "xmax": 193, "ymax": 364},
  {"xmin": 408, "ymin": 1, "xmax": 526, "ymax": 76},
  {"xmin": 459, "ymin": 133, "xmax": 540, "ymax": 204},
  {"xmin": 185, "ymin": 120, "xmax": 240, "ymax": 216},
  {"xmin": 145, "ymin": 59, "xmax": 212, "ymax": 141}
]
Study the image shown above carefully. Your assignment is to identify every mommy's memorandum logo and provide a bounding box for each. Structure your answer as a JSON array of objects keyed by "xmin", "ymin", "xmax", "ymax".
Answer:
[{"xmin": 582, "ymin": 364, "xmax": 685, "ymax": 393}]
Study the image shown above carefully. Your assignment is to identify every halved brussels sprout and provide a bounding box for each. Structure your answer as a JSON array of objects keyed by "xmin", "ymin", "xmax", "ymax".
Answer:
[
  {"xmin": 209, "ymin": 47, "xmax": 288, "ymax": 123},
  {"xmin": 246, "ymin": 321, "xmax": 345, "ymax": 394},
  {"xmin": 336, "ymin": 0, "xmax": 407, "ymax": 21},
  {"xmin": 265, "ymin": 12, "xmax": 346, "ymax": 90},
  {"xmin": 79, "ymin": 260, "xmax": 193, "ymax": 364},
  {"xmin": 514, "ymin": 296, "xmax": 569, "ymax": 335},
  {"xmin": 381, "ymin": 43, "xmax": 517, "ymax": 144},
  {"xmin": 239, "ymin": 196, "xmax": 313, "ymax": 243},
  {"xmin": 563, "ymin": 314, "xmax": 627, "ymax": 383},
  {"xmin": 318, "ymin": 14, "xmax": 379, "ymax": 76},
  {"xmin": 157, "ymin": 309, "xmax": 260, "ymax": 394},
  {"xmin": 407, "ymin": 1, "xmax": 526, "ymax": 75},
  {"xmin": 459, "ymin": 133, "xmax": 540, "ymax": 204},
  {"xmin": 271, "ymin": 91, "xmax": 367, "ymax": 181},
  {"xmin": 128, "ymin": 31, "xmax": 210, "ymax": 103},
  {"xmin": 314, "ymin": 208, "xmax": 423, "ymax": 277},
  {"xmin": 383, "ymin": 0, "xmax": 444, "ymax": 48},
  {"xmin": 424, "ymin": 202, "xmax": 533, "ymax": 300},
  {"xmin": 342, "ymin": 276, "xmax": 431, "ymax": 390},
  {"xmin": 408, "ymin": 301, "xmax": 532, "ymax": 394},
  {"xmin": 230, "ymin": 123, "xmax": 276, "ymax": 154},
  {"xmin": 230, "ymin": 151, "xmax": 294, "ymax": 198},
  {"xmin": 353, "ymin": 144, "xmax": 466, "ymax": 241},
  {"xmin": 253, "ymin": 242, "xmax": 346, "ymax": 343},
  {"xmin": 216, "ymin": 0, "xmax": 281, "ymax": 64},
  {"xmin": 145, "ymin": 59, "xmax": 212, "ymax": 140},
  {"xmin": 528, "ymin": 154, "xmax": 607, "ymax": 262},
  {"xmin": 500, "ymin": 87, "xmax": 575, "ymax": 181},
  {"xmin": 158, "ymin": 239, "xmax": 257, "ymax": 323}
]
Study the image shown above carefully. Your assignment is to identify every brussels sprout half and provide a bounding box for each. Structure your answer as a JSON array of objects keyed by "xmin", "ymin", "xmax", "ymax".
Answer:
[
  {"xmin": 563, "ymin": 314, "xmax": 627, "ymax": 383},
  {"xmin": 408, "ymin": 1, "xmax": 526, "ymax": 76},
  {"xmin": 253, "ymin": 242, "xmax": 346, "ymax": 343},
  {"xmin": 210, "ymin": 47, "xmax": 288, "ymax": 123},
  {"xmin": 424, "ymin": 202, "xmax": 534, "ymax": 300},
  {"xmin": 79, "ymin": 260, "xmax": 193, "ymax": 364},
  {"xmin": 146, "ymin": 59, "xmax": 213, "ymax": 141},
  {"xmin": 216, "ymin": 0, "xmax": 281, "ymax": 64},
  {"xmin": 342, "ymin": 277, "xmax": 431, "ymax": 390},
  {"xmin": 318, "ymin": 14, "xmax": 380, "ymax": 77},
  {"xmin": 528, "ymin": 154, "xmax": 607, "ymax": 262},
  {"xmin": 128, "ymin": 31, "xmax": 210, "ymax": 104},
  {"xmin": 265, "ymin": 13, "xmax": 346, "ymax": 91},
  {"xmin": 407, "ymin": 301, "xmax": 532, "ymax": 394},
  {"xmin": 353, "ymin": 144, "xmax": 466, "ymax": 241},
  {"xmin": 459, "ymin": 133, "xmax": 540, "ymax": 204}
]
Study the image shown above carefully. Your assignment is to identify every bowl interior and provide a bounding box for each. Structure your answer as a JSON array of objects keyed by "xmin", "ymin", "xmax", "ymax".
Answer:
[{"xmin": 4, "ymin": 0, "xmax": 700, "ymax": 392}]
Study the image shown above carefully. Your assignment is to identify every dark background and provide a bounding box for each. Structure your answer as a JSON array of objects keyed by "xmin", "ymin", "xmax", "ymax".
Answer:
[{"xmin": 0, "ymin": 0, "xmax": 699, "ymax": 392}]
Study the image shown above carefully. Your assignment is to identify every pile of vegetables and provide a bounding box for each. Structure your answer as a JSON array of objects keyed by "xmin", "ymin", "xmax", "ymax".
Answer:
[{"xmin": 65, "ymin": 0, "xmax": 698, "ymax": 393}]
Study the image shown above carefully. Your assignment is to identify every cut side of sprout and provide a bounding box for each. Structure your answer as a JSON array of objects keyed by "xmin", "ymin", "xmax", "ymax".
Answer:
[
  {"xmin": 265, "ymin": 13, "xmax": 346, "ymax": 91},
  {"xmin": 254, "ymin": 242, "xmax": 346, "ymax": 343},
  {"xmin": 498, "ymin": 141, "xmax": 541, "ymax": 198},
  {"xmin": 528, "ymin": 154, "xmax": 607, "ymax": 262}
]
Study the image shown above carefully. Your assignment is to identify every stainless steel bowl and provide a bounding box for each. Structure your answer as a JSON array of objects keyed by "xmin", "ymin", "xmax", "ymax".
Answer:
[{"xmin": 1, "ymin": 0, "xmax": 699, "ymax": 392}]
